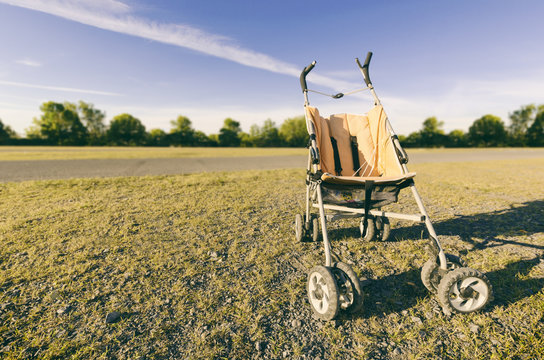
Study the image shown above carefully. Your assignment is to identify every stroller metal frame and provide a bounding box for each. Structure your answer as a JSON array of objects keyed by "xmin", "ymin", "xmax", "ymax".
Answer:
[{"xmin": 297, "ymin": 52, "xmax": 492, "ymax": 320}]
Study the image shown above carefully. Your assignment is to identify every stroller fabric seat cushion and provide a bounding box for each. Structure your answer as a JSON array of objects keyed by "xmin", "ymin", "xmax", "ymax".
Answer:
[{"xmin": 306, "ymin": 105, "xmax": 407, "ymax": 179}]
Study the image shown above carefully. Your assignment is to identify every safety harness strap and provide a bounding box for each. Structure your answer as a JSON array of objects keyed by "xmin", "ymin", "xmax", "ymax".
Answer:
[
  {"xmin": 330, "ymin": 137, "xmax": 342, "ymax": 176},
  {"xmin": 350, "ymin": 136, "xmax": 360, "ymax": 176}
]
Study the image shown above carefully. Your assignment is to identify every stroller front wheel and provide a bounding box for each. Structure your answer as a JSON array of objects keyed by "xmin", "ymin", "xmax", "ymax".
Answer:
[
  {"xmin": 332, "ymin": 262, "xmax": 363, "ymax": 314},
  {"xmin": 437, "ymin": 267, "xmax": 493, "ymax": 314},
  {"xmin": 421, "ymin": 254, "xmax": 467, "ymax": 294},
  {"xmin": 307, "ymin": 266, "xmax": 340, "ymax": 320}
]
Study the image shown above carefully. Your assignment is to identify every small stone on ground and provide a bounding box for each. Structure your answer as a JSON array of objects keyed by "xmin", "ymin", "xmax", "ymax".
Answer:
[{"xmin": 105, "ymin": 311, "xmax": 122, "ymax": 324}]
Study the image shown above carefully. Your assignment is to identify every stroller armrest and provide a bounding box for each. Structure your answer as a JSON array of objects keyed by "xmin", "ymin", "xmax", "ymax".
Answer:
[
  {"xmin": 310, "ymin": 147, "xmax": 320, "ymax": 165},
  {"xmin": 309, "ymin": 134, "xmax": 320, "ymax": 164},
  {"xmin": 392, "ymin": 135, "xmax": 409, "ymax": 164}
]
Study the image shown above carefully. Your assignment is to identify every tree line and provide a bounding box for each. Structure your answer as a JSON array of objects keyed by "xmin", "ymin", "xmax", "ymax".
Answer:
[
  {"xmin": 399, "ymin": 104, "xmax": 544, "ymax": 147},
  {"xmin": 0, "ymin": 100, "xmax": 542, "ymax": 147},
  {"xmin": 0, "ymin": 101, "xmax": 307, "ymax": 147}
]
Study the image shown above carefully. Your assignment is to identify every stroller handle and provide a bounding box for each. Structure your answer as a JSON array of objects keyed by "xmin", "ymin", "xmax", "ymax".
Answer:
[
  {"xmin": 356, "ymin": 52, "xmax": 373, "ymax": 87},
  {"xmin": 300, "ymin": 61, "xmax": 316, "ymax": 92}
]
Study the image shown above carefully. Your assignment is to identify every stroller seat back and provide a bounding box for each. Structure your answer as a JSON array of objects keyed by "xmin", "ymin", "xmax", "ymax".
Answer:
[{"xmin": 305, "ymin": 104, "xmax": 403, "ymax": 179}]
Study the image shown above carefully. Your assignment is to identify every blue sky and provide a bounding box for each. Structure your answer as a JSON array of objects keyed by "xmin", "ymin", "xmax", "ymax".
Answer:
[{"xmin": 0, "ymin": 0, "xmax": 543, "ymax": 136}]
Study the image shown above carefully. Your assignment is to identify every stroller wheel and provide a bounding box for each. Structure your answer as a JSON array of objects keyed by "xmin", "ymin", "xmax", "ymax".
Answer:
[
  {"xmin": 311, "ymin": 216, "xmax": 320, "ymax": 242},
  {"xmin": 295, "ymin": 214, "xmax": 304, "ymax": 242},
  {"xmin": 421, "ymin": 254, "xmax": 467, "ymax": 294},
  {"xmin": 375, "ymin": 216, "xmax": 391, "ymax": 241},
  {"xmin": 307, "ymin": 266, "xmax": 340, "ymax": 320},
  {"xmin": 437, "ymin": 267, "xmax": 493, "ymax": 314},
  {"xmin": 332, "ymin": 262, "xmax": 363, "ymax": 314},
  {"xmin": 360, "ymin": 216, "xmax": 375, "ymax": 241}
]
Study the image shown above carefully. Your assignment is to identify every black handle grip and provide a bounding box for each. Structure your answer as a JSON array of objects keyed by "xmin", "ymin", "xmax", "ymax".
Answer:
[
  {"xmin": 392, "ymin": 135, "xmax": 409, "ymax": 164},
  {"xmin": 356, "ymin": 51, "xmax": 373, "ymax": 86},
  {"xmin": 300, "ymin": 61, "xmax": 316, "ymax": 92}
]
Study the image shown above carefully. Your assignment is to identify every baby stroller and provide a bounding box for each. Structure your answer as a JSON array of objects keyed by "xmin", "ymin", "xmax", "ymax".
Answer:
[{"xmin": 296, "ymin": 52, "xmax": 492, "ymax": 320}]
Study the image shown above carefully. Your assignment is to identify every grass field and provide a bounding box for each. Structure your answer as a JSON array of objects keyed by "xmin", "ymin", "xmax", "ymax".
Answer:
[
  {"xmin": 0, "ymin": 146, "xmax": 307, "ymax": 161},
  {"xmin": 1, "ymin": 158, "xmax": 543, "ymax": 359},
  {"xmin": 0, "ymin": 146, "xmax": 540, "ymax": 162}
]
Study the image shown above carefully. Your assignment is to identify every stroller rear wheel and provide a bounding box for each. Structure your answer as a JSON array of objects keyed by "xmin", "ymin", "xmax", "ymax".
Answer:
[
  {"xmin": 437, "ymin": 267, "xmax": 493, "ymax": 314},
  {"xmin": 360, "ymin": 216, "xmax": 390, "ymax": 241},
  {"xmin": 295, "ymin": 214, "xmax": 319, "ymax": 242},
  {"xmin": 307, "ymin": 266, "xmax": 340, "ymax": 320},
  {"xmin": 421, "ymin": 254, "xmax": 467, "ymax": 294},
  {"xmin": 375, "ymin": 216, "xmax": 391, "ymax": 241},
  {"xmin": 295, "ymin": 214, "xmax": 304, "ymax": 242},
  {"xmin": 332, "ymin": 262, "xmax": 363, "ymax": 314},
  {"xmin": 311, "ymin": 216, "xmax": 319, "ymax": 242},
  {"xmin": 360, "ymin": 217, "xmax": 375, "ymax": 241}
]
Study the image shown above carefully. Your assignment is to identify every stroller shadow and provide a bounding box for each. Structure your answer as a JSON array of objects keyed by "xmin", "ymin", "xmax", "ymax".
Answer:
[
  {"xmin": 352, "ymin": 257, "xmax": 544, "ymax": 319},
  {"xmin": 331, "ymin": 200, "xmax": 544, "ymax": 318},
  {"xmin": 434, "ymin": 200, "xmax": 544, "ymax": 253},
  {"xmin": 363, "ymin": 200, "xmax": 544, "ymax": 251}
]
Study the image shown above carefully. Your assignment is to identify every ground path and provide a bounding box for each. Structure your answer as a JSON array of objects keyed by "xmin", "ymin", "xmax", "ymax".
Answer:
[{"xmin": 1, "ymin": 148, "xmax": 543, "ymax": 182}]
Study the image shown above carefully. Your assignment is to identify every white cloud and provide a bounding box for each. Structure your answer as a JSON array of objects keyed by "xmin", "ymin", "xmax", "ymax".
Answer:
[
  {"xmin": 76, "ymin": 0, "xmax": 131, "ymax": 14},
  {"xmin": 0, "ymin": 0, "xmax": 355, "ymax": 91},
  {"xmin": 0, "ymin": 80, "xmax": 121, "ymax": 96},
  {"xmin": 15, "ymin": 58, "xmax": 42, "ymax": 67}
]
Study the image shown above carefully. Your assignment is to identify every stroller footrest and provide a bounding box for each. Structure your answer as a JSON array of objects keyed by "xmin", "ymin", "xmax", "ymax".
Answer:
[{"xmin": 314, "ymin": 203, "xmax": 425, "ymax": 222}]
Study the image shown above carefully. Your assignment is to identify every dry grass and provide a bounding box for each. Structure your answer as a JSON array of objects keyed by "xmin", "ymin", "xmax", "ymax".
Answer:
[{"xmin": 0, "ymin": 158, "xmax": 543, "ymax": 359}]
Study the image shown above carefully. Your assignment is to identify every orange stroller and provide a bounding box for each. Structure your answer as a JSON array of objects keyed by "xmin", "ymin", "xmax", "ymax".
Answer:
[{"xmin": 296, "ymin": 52, "xmax": 493, "ymax": 320}]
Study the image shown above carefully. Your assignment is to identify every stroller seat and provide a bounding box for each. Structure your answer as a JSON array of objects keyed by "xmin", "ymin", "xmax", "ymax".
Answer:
[{"xmin": 305, "ymin": 104, "xmax": 416, "ymax": 186}]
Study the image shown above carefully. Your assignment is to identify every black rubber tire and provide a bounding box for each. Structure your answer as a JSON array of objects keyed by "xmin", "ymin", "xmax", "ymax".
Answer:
[
  {"xmin": 437, "ymin": 267, "xmax": 493, "ymax": 314},
  {"xmin": 311, "ymin": 216, "xmax": 319, "ymax": 242},
  {"xmin": 421, "ymin": 254, "xmax": 467, "ymax": 294},
  {"xmin": 332, "ymin": 262, "xmax": 363, "ymax": 315},
  {"xmin": 360, "ymin": 216, "xmax": 375, "ymax": 241},
  {"xmin": 375, "ymin": 216, "xmax": 391, "ymax": 241},
  {"xmin": 307, "ymin": 266, "xmax": 340, "ymax": 321},
  {"xmin": 295, "ymin": 214, "xmax": 303, "ymax": 242}
]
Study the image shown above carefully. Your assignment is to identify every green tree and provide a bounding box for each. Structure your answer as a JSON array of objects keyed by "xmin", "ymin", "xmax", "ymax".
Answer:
[
  {"xmin": 169, "ymin": 115, "xmax": 195, "ymax": 146},
  {"xmin": 527, "ymin": 111, "xmax": 544, "ymax": 147},
  {"xmin": 218, "ymin": 118, "xmax": 242, "ymax": 147},
  {"xmin": 279, "ymin": 116, "xmax": 308, "ymax": 147},
  {"xmin": 29, "ymin": 101, "xmax": 88, "ymax": 145},
  {"xmin": 508, "ymin": 104, "xmax": 544, "ymax": 146},
  {"xmin": 208, "ymin": 134, "xmax": 220, "ymax": 146},
  {"xmin": 249, "ymin": 119, "xmax": 282, "ymax": 147},
  {"xmin": 107, "ymin": 113, "xmax": 146, "ymax": 146},
  {"xmin": 447, "ymin": 129, "xmax": 468, "ymax": 147},
  {"xmin": 402, "ymin": 131, "xmax": 422, "ymax": 147},
  {"xmin": 419, "ymin": 117, "xmax": 446, "ymax": 147},
  {"xmin": 78, "ymin": 101, "xmax": 106, "ymax": 145},
  {"xmin": 239, "ymin": 132, "xmax": 253, "ymax": 147},
  {"xmin": 0, "ymin": 118, "xmax": 16, "ymax": 144},
  {"xmin": 193, "ymin": 130, "xmax": 217, "ymax": 147},
  {"xmin": 147, "ymin": 128, "xmax": 168, "ymax": 146},
  {"xmin": 468, "ymin": 114, "xmax": 507, "ymax": 147}
]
